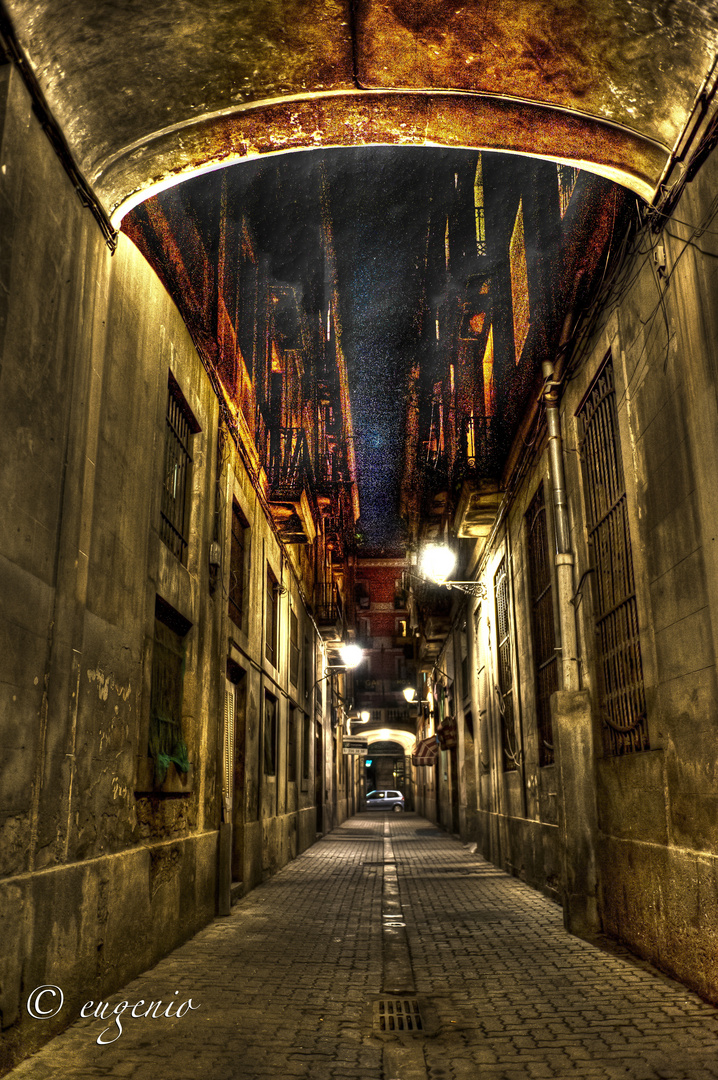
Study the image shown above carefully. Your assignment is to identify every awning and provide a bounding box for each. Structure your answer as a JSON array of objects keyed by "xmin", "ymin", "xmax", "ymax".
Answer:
[
  {"xmin": 437, "ymin": 719, "xmax": 457, "ymax": 750},
  {"xmin": 411, "ymin": 735, "xmax": 439, "ymax": 766}
]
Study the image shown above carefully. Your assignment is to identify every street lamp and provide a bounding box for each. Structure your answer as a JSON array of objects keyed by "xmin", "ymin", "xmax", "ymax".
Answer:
[
  {"xmin": 311, "ymin": 644, "xmax": 365, "ymax": 695},
  {"xmin": 419, "ymin": 542, "xmax": 487, "ymax": 599},
  {"xmin": 347, "ymin": 709, "xmax": 371, "ymax": 735},
  {"xmin": 338, "ymin": 643, "xmax": 364, "ymax": 669},
  {"xmin": 403, "ymin": 686, "xmax": 431, "ymax": 706}
]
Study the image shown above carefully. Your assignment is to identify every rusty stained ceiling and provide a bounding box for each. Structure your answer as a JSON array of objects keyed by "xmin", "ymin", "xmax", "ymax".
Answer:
[{"xmin": 2, "ymin": 0, "xmax": 718, "ymax": 222}]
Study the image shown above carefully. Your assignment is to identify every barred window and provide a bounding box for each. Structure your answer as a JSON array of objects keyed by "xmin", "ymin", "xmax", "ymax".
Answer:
[
  {"xmin": 265, "ymin": 567, "xmax": 279, "ymax": 666},
  {"xmin": 526, "ymin": 483, "xmax": 558, "ymax": 766},
  {"xmin": 160, "ymin": 374, "xmax": 199, "ymax": 563},
  {"xmin": 494, "ymin": 557, "xmax": 519, "ymax": 771},
  {"xmin": 149, "ymin": 597, "xmax": 192, "ymax": 784},
  {"xmin": 577, "ymin": 356, "xmax": 648, "ymax": 756}
]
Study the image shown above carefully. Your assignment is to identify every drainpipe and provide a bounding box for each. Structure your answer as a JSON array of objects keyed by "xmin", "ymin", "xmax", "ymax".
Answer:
[
  {"xmin": 543, "ymin": 340, "xmax": 601, "ymax": 936},
  {"xmin": 542, "ymin": 355, "xmax": 579, "ymax": 693}
]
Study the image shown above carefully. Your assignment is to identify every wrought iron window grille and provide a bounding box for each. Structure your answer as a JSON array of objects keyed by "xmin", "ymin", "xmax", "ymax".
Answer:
[
  {"xmin": 160, "ymin": 380, "xmax": 197, "ymax": 563},
  {"xmin": 576, "ymin": 356, "xmax": 648, "ymax": 756}
]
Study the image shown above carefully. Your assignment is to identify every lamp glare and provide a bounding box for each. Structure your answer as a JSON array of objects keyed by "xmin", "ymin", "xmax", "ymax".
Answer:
[
  {"xmin": 338, "ymin": 643, "xmax": 364, "ymax": 669},
  {"xmin": 420, "ymin": 544, "xmax": 457, "ymax": 585}
]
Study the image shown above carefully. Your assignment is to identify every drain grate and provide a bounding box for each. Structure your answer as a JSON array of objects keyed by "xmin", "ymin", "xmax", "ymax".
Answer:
[{"xmin": 374, "ymin": 998, "xmax": 424, "ymax": 1034}]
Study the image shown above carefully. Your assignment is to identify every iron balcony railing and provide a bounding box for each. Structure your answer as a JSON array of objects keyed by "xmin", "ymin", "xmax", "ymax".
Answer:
[
  {"xmin": 314, "ymin": 581, "xmax": 343, "ymax": 626},
  {"xmin": 458, "ymin": 414, "xmax": 496, "ymax": 476},
  {"xmin": 266, "ymin": 428, "xmax": 312, "ymax": 499}
]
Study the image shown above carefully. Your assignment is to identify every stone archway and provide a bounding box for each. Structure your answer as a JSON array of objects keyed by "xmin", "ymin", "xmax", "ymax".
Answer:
[{"xmin": 2, "ymin": 0, "xmax": 717, "ymax": 223}]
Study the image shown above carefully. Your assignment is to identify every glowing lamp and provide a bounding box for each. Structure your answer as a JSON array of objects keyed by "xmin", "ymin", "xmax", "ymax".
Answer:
[
  {"xmin": 338, "ymin": 643, "xmax": 364, "ymax": 669},
  {"xmin": 419, "ymin": 543, "xmax": 457, "ymax": 585}
]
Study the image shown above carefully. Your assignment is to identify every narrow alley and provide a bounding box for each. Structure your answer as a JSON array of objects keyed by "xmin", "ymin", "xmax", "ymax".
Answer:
[
  {"xmin": 9, "ymin": 814, "xmax": 718, "ymax": 1080},
  {"xmin": 5, "ymin": 9, "xmax": 718, "ymax": 1077}
]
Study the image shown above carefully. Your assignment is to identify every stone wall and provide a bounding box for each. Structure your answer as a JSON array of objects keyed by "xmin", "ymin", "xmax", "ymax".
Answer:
[
  {"xmin": 0, "ymin": 65, "xmax": 348, "ymax": 1072},
  {"xmin": 421, "ymin": 144, "xmax": 718, "ymax": 1002}
]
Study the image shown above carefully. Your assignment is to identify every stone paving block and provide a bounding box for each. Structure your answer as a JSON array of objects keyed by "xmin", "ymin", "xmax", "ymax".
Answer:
[{"xmin": 6, "ymin": 813, "xmax": 718, "ymax": 1080}]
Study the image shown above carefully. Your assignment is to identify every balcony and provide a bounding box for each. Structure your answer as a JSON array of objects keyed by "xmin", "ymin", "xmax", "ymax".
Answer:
[
  {"xmin": 315, "ymin": 443, "xmax": 351, "ymax": 500},
  {"xmin": 266, "ymin": 428, "xmax": 316, "ymax": 543},
  {"xmin": 324, "ymin": 511, "xmax": 348, "ymax": 563},
  {"xmin": 354, "ymin": 677, "xmax": 411, "ymax": 706},
  {"xmin": 314, "ymin": 581, "xmax": 344, "ymax": 642},
  {"xmin": 453, "ymin": 416, "xmax": 502, "ymax": 543}
]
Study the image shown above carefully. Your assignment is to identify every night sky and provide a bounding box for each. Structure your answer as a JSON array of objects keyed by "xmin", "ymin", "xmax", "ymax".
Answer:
[
  {"xmin": 144, "ymin": 146, "xmax": 527, "ymax": 549},
  {"xmin": 227, "ymin": 147, "xmax": 467, "ymax": 548},
  {"xmin": 323, "ymin": 149, "xmax": 440, "ymax": 548}
]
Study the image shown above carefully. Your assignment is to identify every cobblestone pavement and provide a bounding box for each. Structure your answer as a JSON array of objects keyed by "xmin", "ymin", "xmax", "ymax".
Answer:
[{"xmin": 7, "ymin": 815, "xmax": 718, "ymax": 1080}]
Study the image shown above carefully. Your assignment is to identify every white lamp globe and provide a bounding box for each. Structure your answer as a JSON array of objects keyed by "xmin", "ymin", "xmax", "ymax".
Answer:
[
  {"xmin": 339, "ymin": 643, "xmax": 364, "ymax": 669},
  {"xmin": 420, "ymin": 544, "xmax": 457, "ymax": 585},
  {"xmin": 402, "ymin": 686, "xmax": 417, "ymax": 703}
]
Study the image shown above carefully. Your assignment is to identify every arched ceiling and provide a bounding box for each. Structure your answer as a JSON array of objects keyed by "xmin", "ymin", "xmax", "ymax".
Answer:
[
  {"xmin": 2, "ymin": 0, "xmax": 718, "ymax": 224},
  {"xmin": 366, "ymin": 730, "xmax": 417, "ymax": 755}
]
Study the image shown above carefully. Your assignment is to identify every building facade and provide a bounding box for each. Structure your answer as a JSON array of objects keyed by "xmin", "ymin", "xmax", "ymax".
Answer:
[
  {"xmin": 0, "ymin": 66, "xmax": 362, "ymax": 1072},
  {"xmin": 3, "ymin": 12, "xmax": 718, "ymax": 1070},
  {"xmin": 404, "ymin": 147, "xmax": 718, "ymax": 1005}
]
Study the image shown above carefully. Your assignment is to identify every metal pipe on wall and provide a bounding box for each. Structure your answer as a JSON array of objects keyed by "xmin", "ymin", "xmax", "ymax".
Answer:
[{"xmin": 541, "ymin": 359, "xmax": 580, "ymax": 693}]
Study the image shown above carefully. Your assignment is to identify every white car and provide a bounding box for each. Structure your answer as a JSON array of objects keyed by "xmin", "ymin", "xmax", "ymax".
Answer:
[{"xmin": 365, "ymin": 789, "xmax": 404, "ymax": 812}]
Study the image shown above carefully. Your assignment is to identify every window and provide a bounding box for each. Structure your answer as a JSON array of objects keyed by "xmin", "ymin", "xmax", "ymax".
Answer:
[
  {"xmin": 289, "ymin": 609, "xmax": 299, "ymax": 687},
  {"xmin": 474, "ymin": 154, "xmax": 486, "ymax": 257},
  {"xmin": 229, "ymin": 501, "xmax": 248, "ymax": 630},
  {"xmin": 557, "ymin": 164, "xmax": 579, "ymax": 218},
  {"xmin": 149, "ymin": 597, "xmax": 192, "ymax": 783},
  {"xmin": 287, "ymin": 708, "xmax": 297, "ymax": 783},
  {"xmin": 577, "ymin": 356, "xmax": 648, "ymax": 756},
  {"xmin": 160, "ymin": 374, "xmax": 199, "ymax": 563},
  {"xmin": 509, "ymin": 200, "xmax": 530, "ymax": 365},
  {"xmin": 263, "ymin": 692, "xmax": 277, "ymax": 776},
  {"xmin": 265, "ymin": 567, "xmax": 279, "ymax": 666},
  {"xmin": 238, "ymin": 235, "xmax": 258, "ymax": 378},
  {"xmin": 526, "ymin": 483, "xmax": 558, "ymax": 766},
  {"xmin": 482, "ymin": 325, "xmax": 495, "ymax": 418},
  {"xmin": 223, "ymin": 679, "xmax": 235, "ymax": 820},
  {"xmin": 494, "ymin": 557, "xmax": 519, "ymax": 771},
  {"xmin": 460, "ymin": 625, "xmax": 469, "ymax": 702},
  {"xmin": 303, "ymin": 634, "xmax": 313, "ymax": 702},
  {"xmin": 302, "ymin": 713, "xmax": 311, "ymax": 782}
]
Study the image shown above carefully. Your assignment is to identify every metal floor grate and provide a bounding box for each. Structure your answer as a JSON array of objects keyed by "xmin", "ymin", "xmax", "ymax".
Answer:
[{"xmin": 374, "ymin": 998, "xmax": 424, "ymax": 1033}]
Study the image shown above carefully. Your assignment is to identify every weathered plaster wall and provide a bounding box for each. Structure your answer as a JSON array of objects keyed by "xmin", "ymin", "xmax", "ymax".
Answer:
[
  {"xmin": 558, "ymin": 148, "xmax": 718, "ymax": 999},
  {"xmin": 444, "ymin": 144, "xmax": 718, "ymax": 1000},
  {"xmin": 0, "ymin": 63, "xmax": 225, "ymax": 1070},
  {"xmin": 0, "ymin": 64, "xmax": 350, "ymax": 1072}
]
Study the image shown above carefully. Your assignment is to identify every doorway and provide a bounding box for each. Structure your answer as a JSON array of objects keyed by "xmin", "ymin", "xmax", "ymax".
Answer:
[
  {"xmin": 315, "ymin": 722, "xmax": 323, "ymax": 834},
  {"xmin": 227, "ymin": 662, "xmax": 246, "ymax": 883}
]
